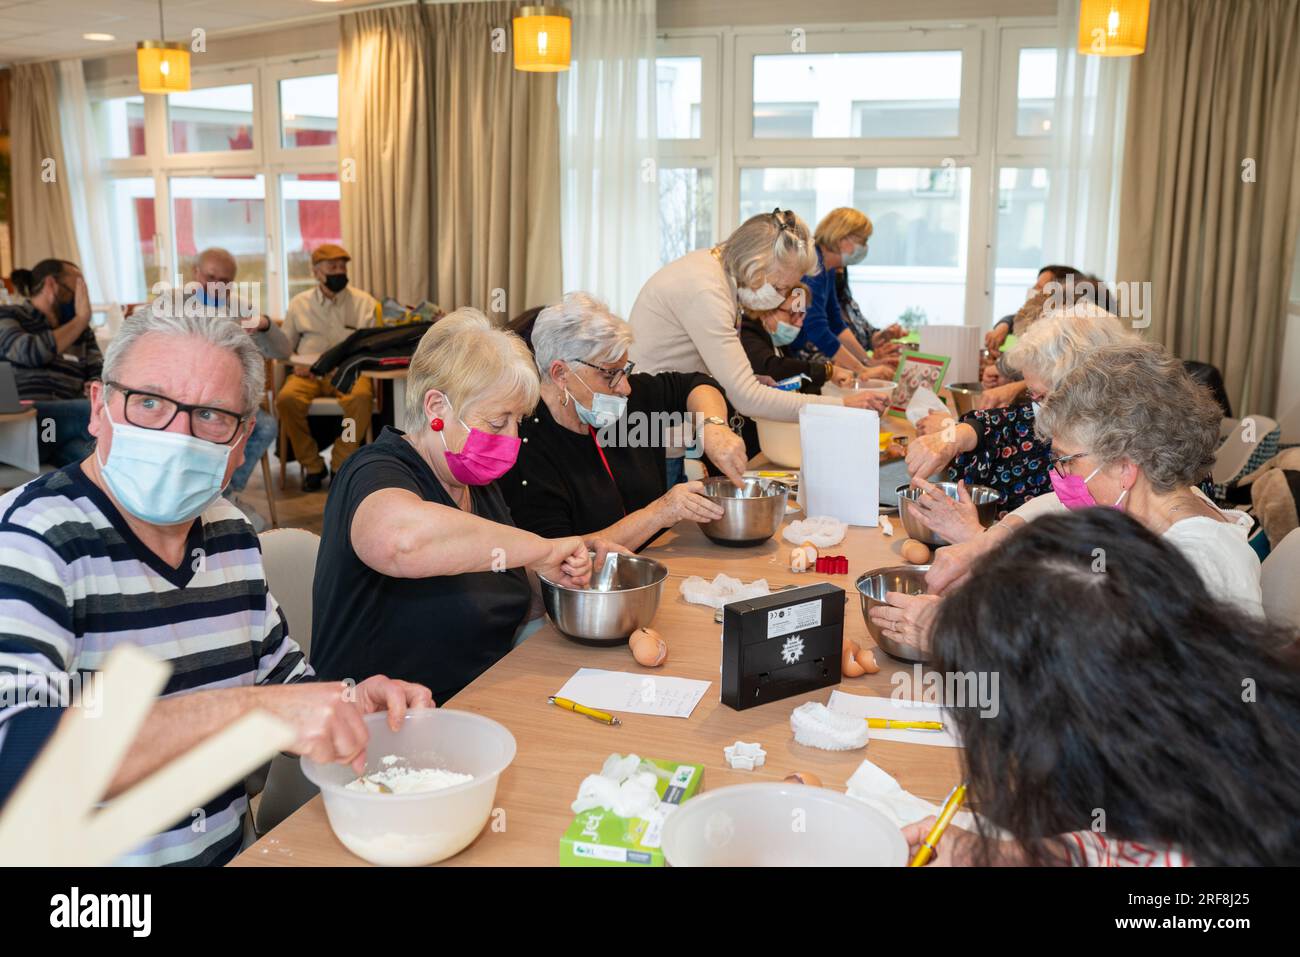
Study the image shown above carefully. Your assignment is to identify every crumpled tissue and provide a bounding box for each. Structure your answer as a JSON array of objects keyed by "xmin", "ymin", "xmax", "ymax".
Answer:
[
  {"xmin": 790, "ymin": 701, "xmax": 870, "ymax": 751},
  {"xmin": 679, "ymin": 573, "xmax": 770, "ymax": 609},
  {"xmin": 905, "ymin": 386, "xmax": 951, "ymax": 426},
  {"xmin": 845, "ymin": 757, "xmax": 978, "ymax": 830},
  {"xmin": 571, "ymin": 753, "xmax": 669, "ymax": 819},
  {"xmin": 782, "ymin": 515, "xmax": 848, "ymax": 548}
]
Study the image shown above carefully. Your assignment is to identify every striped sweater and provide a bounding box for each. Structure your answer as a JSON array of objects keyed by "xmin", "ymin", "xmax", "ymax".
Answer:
[
  {"xmin": 0, "ymin": 301, "xmax": 103, "ymax": 400},
  {"xmin": 0, "ymin": 465, "xmax": 310, "ymax": 865}
]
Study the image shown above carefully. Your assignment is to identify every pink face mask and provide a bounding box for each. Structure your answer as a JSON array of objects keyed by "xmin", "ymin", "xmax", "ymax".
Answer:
[
  {"xmin": 434, "ymin": 403, "xmax": 520, "ymax": 486},
  {"xmin": 1050, "ymin": 466, "xmax": 1128, "ymax": 511}
]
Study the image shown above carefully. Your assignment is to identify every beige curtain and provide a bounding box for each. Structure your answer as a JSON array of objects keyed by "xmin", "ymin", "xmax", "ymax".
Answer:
[
  {"xmin": 338, "ymin": 5, "xmax": 434, "ymax": 306},
  {"xmin": 9, "ymin": 62, "xmax": 78, "ymax": 270},
  {"xmin": 430, "ymin": 1, "xmax": 562, "ymax": 319},
  {"xmin": 1115, "ymin": 0, "xmax": 1300, "ymax": 415}
]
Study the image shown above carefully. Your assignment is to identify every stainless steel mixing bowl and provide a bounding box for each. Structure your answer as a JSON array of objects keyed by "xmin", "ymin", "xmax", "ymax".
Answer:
[
  {"xmin": 894, "ymin": 482, "xmax": 1004, "ymax": 546},
  {"xmin": 538, "ymin": 553, "xmax": 668, "ymax": 646},
  {"xmin": 855, "ymin": 564, "xmax": 931, "ymax": 663},
  {"xmin": 698, "ymin": 476, "xmax": 790, "ymax": 547},
  {"xmin": 945, "ymin": 382, "xmax": 984, "ymax": 417}
]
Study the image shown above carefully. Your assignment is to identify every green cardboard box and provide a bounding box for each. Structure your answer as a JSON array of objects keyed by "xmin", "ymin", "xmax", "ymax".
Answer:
[{"xmin": 559, "ymin": 758, "xmax": 704, "ymax": 866}]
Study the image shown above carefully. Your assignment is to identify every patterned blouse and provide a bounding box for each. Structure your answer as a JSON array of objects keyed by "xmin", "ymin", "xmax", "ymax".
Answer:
[{"xmin": 951, "ymin": 402, "xmax": 1052, "ymax": 517}]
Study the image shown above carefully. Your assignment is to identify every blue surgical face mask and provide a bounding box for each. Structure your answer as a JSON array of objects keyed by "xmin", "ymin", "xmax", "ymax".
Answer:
[
  {"xmin": 771, "ymin": 320, "xmax": 800, "ymax": 347},
  {"xmin": 97, "ymin": 402, "xmax": 233, "ymax": 525},
  {"xmin": 567, "ymin": 372, "xmax": 627, "ymax": 430},
  {"xmin": 842, "ymin": 241, "xmax": 868, "ymax": 266}
]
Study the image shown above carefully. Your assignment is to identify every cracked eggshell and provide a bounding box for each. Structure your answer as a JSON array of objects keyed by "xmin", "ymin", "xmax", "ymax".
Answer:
[{"xmin": 629, "ymin": 627, "xmax": 668, "ymax": 667}]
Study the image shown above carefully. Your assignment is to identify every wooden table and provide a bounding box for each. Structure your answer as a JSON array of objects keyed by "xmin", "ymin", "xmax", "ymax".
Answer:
[
  {"xmin": 360, "ymin": 368, "xmax": 408, "ymax": 420},
  {"xmin": 233, "ymin": 471, "xmax": 960, "ymax": 867}
]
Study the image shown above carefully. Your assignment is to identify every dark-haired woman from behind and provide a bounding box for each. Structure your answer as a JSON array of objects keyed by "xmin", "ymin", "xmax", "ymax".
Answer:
[
  {"xmin": 1, "ymin": 260, "xmax": 102, "ymax": 466},
  {"xmin": 902, "ymin": 507, "xmax": 1300, "ymax": 867}
]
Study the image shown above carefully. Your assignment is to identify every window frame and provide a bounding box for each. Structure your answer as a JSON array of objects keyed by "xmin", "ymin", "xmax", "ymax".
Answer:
[
  {"xmin": 262, "ymin": 54, "xmax": 340, "ymax": 169},
  {"xmin": 996, "ymin": 26, "xmax": 1059, "ymax": 159},
  {"xmin": 732, "ymin": 26, "xmax": 984, "ymax": 160},
  {"xmin": 161, "ymin": 66, "xmax": 263, "ymax": 169},
  {"xmin": 657, "ymin": 17, "xmax": 1059, "ymax": 326},
  {"xmin": 90, "ymin": 51, "xmax": 338, "ymax": 317},
  {"xmin": 656, "ymin": 34, "xmax": 722, "ymax": 259},
  {"xmin": 655, "ymin": 35, "xmax": 719, "ymax": 160}
]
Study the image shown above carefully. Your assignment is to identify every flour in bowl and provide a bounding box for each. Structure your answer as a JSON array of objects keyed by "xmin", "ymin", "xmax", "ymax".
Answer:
[{"xmin": 347, "ymin": 757, "xmax": 473, "ymax": 794}]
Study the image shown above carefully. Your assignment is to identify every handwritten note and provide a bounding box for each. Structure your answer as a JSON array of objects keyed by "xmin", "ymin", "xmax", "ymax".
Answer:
[{"xmin": 555, "ymin": 669, "xmax": 710, "ymax": 719}]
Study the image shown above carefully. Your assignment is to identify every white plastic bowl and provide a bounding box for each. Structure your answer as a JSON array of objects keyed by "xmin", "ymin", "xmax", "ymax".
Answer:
[
  {"xmin": 822, "ymin": 379, "xmax": 898, "ymax": 401},
  {"xmin": 300, "ymin": 709, "xmax": 516, "ymax": 866},
  {"xmin": 661, "ymin": 782, "xmax": 908, "ymax": 866},
  {"xmin": 755, "ymin": 418, "xmax": 802, "ymax": 468}
]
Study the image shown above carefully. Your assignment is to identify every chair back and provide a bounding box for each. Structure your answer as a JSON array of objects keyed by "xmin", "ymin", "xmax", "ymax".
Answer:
[
  {"xmin": 258, "ymin": 528, "xmax": 321, "ymax": 657},
  {"xmin": 1261, "ymin": 528, "xmax": 1300, "ymax": 630}
]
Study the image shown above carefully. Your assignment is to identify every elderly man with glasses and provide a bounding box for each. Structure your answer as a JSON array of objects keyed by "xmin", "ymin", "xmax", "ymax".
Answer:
[{"xmin": 0, "ymin": 312, "xmax": 431, "ymax": 866}]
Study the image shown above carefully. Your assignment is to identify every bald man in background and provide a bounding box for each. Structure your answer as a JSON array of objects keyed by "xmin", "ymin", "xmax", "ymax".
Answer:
[{"xmin": 183, "ymin": 247, "xmax": 289, "ymax": 528}]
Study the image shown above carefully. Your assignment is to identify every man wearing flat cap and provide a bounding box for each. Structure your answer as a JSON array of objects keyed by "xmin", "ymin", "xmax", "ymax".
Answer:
[{"xmin": 276, "ymin": 243, "xmax": 379, "ymax": 490}]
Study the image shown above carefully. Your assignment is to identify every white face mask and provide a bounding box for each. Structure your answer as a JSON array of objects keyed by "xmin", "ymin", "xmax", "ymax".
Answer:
[{"xmin": 737, "ymin": 282, "xmax": 785, "ymax": 311}]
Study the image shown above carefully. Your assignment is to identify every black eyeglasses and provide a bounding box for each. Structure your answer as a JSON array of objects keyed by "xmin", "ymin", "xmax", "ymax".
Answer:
[
  {"xmin": 1047, "ymin": 450, "xmax": 1089, "ymax": 478},
  {"xmin": 106, "ymin": 381, "xmax": 248, "ymax": 445},
  {"xmin": 571, "ymin": 359, "xmax": 635, "ymax": 388}
]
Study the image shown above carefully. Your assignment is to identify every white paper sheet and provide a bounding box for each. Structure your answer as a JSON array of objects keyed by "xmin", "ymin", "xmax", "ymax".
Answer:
[
  {"xmin": 827, "ymin": 690, "xmax": 960, "ymax": 748},
  {"xmin": 797, "ymin": 404, "xmax": 879, "ymax": 526},
  {"xmin": 555, "ymin": 669, "xmax": 710, "ymax": 719}
]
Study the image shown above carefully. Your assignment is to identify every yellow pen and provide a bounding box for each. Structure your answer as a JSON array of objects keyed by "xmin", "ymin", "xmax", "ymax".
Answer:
[
  {"xmin": 867, "ymin": 718, "xmax": 944, "ymax": 731},
  {"xmin": 548, "ymin": 696, "xmax": 621, "ymax": 726},
  {"xmin": 909, "ymin": 782, "xmax": 967, "ymax": 867}
]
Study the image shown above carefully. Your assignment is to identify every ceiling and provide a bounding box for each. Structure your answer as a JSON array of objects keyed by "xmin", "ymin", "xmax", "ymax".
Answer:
[{"xmin": 0, "ymin": 0, "xmax": 378, "ymax": 64}]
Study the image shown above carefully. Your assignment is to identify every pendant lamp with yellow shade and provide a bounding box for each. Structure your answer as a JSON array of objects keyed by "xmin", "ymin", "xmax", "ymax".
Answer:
[
  {"xmin": 137, "ymin": 0, "xmax": 191, "ymax": 95},
  {"xmin": 513, "ymin": 5, "xmax": 572, "ymax": 72},
  {"xmin": 1077, "ymin": 0, "xmax": 1150, "ymax": 57}
]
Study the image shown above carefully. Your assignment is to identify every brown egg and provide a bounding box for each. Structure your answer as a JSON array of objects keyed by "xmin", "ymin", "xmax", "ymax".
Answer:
[
  {"xmin": 856, "ymin": 646, "xmax": 880, "ymax": 674},
  {"xmin": 789, "ymin": 547, "xmax": 809, "ymax": 573},
  {"xmin": 842, "ymin": 641, "xmax": 866, "ymax": 678},
  {"xmin": 901, "ymin": 539, "xmax": 932, "ymax": 564},
  {"xmin": 784, "ymin": 771, "xmax": 822, "ymax": 787},
  {"xmin": 629, "ymin": 627, "xmax": 667, "ymax": 667}
]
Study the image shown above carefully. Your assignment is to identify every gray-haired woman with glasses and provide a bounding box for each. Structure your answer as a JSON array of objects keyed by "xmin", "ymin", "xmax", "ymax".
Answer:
[
  {"xmin": 872, "ymin": 342, "xmax": 1262, "ymax": 654},
  {"xmin": 504, "ymin": 292, "xmax": 751, "ymax": 552},
  {"xmin": 628, "ymin": 209, "xmax": 887, "ymax": 430}
]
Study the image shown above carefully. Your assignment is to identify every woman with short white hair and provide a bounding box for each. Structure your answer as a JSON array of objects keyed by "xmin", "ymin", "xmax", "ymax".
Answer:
[
  {"xmin": 309, "ymin": 308, "xmax": 597, "ymax": 703},
  {"xmin": 629, "ymin": 209, "xmax": 887, "ymax": 481},
  {"xmin": 873, "ymin": 343, "xmax": 1262, "ymax": 649},
  {"xmin": 905, "ymin": 304, "xmax": 1135, "ymax": 527},
  {"xmin": 505, "ymin": 292, "xmax": 748, "ymax": 551}
]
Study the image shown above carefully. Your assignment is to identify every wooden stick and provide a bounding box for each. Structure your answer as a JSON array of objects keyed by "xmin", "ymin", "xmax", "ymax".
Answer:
[{"xmin": 0, "ymin": 646, "xmax": 294, "ymax": 866}]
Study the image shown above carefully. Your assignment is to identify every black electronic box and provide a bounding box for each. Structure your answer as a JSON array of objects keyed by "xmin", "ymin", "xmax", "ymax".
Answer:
[{"xmin": 720, "ymin": 582, "xmax": 845, "ymax": 711}]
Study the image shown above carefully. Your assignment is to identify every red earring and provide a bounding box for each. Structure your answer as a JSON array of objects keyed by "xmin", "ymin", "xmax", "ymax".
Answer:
[{"xmin": 430, "ymin": 418, "xmax": 444, "ymax": 431}]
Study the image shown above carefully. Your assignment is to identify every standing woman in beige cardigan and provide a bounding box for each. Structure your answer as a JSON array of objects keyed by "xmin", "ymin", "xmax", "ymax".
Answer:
[{"xmin": 628, "ymin": 209, "xmax": 888, "ymax": 426}]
